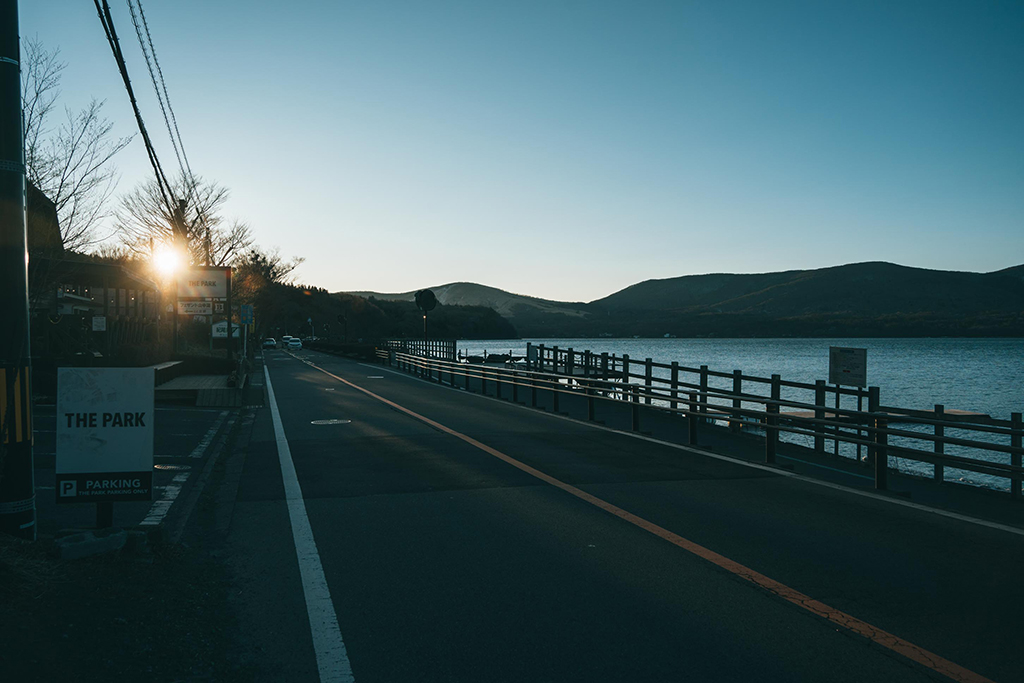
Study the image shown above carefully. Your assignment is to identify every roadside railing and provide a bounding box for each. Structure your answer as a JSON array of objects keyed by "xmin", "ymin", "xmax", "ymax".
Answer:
[
  {"xmin": 381, "ymin": 339, "xmax": 456, "ymax": 361},
  {"xmin": 373, "ymin": 345, "xmax": 1024, "ymax": 498}
]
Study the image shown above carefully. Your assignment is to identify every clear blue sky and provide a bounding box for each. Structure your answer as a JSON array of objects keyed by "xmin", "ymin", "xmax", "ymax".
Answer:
[{"xmin": 22, "ymin": 1, "xmax": 1024, "ymax": 302}]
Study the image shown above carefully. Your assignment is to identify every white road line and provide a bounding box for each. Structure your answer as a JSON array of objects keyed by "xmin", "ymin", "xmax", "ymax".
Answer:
[
  {"xmin": 190, "ymin": 411, "xmax": 229, "ymax": 458},
  {"xmin": 348, "ymin": 358, "xmax": 1024, "ymax": 539},
  {"xmin": 265, "ymin": 366, "xmax": 355, "ymax": 683},
  {"xmin": 139, "ymin": 473, "xmax": 190, "ymax": 526}
]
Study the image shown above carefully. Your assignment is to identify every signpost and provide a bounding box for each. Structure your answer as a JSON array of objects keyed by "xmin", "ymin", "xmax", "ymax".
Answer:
[
  {"xmin": 241, "ymin": 305, "xmax": 254, "ymax": 357},
  {"xmin": 174, "ymin": 266, "xmax": 233, "ymax": 359},
  {"xmin": 828, "ymin": 347, "xmax": 868, "ymax": 458},
  {"xmin": 829, "ymin": 347, "xmax": 867, "ymax": 387},
  {"xmin": 56, "ymin": 368, "xmax": 154, "ymax": 527}
]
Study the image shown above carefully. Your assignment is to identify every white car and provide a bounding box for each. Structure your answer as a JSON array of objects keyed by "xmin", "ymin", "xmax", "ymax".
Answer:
[
  {"xmin": 262, "ymin": 338, "xmax": 277, "ymax": 349},
  {"xmin": 287, "ymin": 338, "xmax": 303, "ymax": 350}
]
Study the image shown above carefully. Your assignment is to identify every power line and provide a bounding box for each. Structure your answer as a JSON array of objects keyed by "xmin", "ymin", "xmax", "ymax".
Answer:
[
  {"xmin": 127, "ymin": 0, "xmax": 213, "ymax": 261},
  {"xmin": 93, "ymin": 0, "xmax": 175, "ymax": 217},
  {"xmin": 134, "ymin": 0, "xmax": 196, "ymax": 187},
  {"xmin": 126, "ymin": 0, "xmax": 187, "ymax": 187}
]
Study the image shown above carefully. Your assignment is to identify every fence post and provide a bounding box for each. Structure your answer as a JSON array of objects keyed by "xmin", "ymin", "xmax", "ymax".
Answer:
[
  {"xmin": 552, "ymin": 346, "xmax": 559, "ymax": 374},
  {"xmin": 631, "ymin": 385, "xmax": 640, "ymax": 432},
  {"xmin": 552, "ymin": 373, "xmax": 560, "ymax": 414},
  {"xmin": 584, "ymin": 351, "xmax": 594, "ymax": 421},
  {"xmin": 934, "ymin": 405, "xmax": 945, "ymax": 483},
  {"xmin": 688, "ymin": 392, "xmax": 698, "ymax": 445},
  {"xmin": 481, "ymin": 364, "xmax": 487, "ymax": 395},
  {"xmin": 601, "ymin": 352, "xmax": 609, "ymax": 379},
  {"xmin": 874, "ymin": 417, "xmax": 888, "ymax": 490},
  {"xmin": 495, "ymin": 364, "xmax": 502, "ymax": 400},
  {"xmin": 699, "ymin": 365, "xmax": 709, "ymax": 414},
  {"xmin": 814, "ymin": 380, "xmax": 826, "ymax": 453},
  {"xmin": 732, "ymin": 370, "xmax": 743, "ymax": 432},
  {"xmin": 622, "ymin": 355, "xmax": 630, "ymax": 403},
  {"xmin": 765, "ymin": 374, "xmax": 778, "ymax": 464},
  {"xmin": 645, "ymin": 358, "xmax": 653, "ymax": 405},
  {"xmin": 526, "ymin": 342, "xmax": 533, "ymax": 371},
  {"xmin": 531, "ymin": 368, "xmax": 538, "ymax": 408},
  {"xmin": 512, "ymin": 366, "xmax": 519, "ymax": 403},
  {"xmin": 567, "ymin": 348, "xmax": 575, "ymax": 379},
  {"xmin": 1012, "ymin": 412, "xmax": 1022, "ymax": 499},
  {"xmin": 670, "ymin": 362, "xmax": 679, "ymax": 413}
]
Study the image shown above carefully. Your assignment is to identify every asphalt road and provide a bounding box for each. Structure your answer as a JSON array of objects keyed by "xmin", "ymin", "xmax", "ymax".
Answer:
[{"xmin": 227, "ymin": 349, "xmax": 1024, "ymax": 682}]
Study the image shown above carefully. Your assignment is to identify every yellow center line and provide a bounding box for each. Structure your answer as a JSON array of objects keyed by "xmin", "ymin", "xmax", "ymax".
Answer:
[{"xmin": 304, "ymin": 359, "xmax": 994, "ymax": 683}]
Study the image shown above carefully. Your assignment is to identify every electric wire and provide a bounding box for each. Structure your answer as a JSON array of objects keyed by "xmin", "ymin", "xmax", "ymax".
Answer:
[
  {"xmin": 126, "ymin": 0, "xmax": 187, "ymax": 188},
  {"xmin": 93, "ymin": 0, "xmax": 175, "ymax": 216},
  {"xmin": 128, "ymin": 0, "xmax": 214, "ymax": 260}
]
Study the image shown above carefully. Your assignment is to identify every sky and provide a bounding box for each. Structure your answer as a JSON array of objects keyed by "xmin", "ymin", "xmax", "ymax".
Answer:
[{"xmin": 21, "ymin": 1, "xmax": 1024, "ymax": 302}]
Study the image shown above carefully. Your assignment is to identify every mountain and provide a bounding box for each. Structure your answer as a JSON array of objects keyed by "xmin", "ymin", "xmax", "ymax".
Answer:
[
  {"xmin": 343, "ymin": 262, "xmax": 1024, "ymax": 338},
  {"xmin": 348, "ymin": 282, "xmax": 588, "ymax": 320},
  {"xmin": 591, "ymin": 262, "xmax": 1024, "ymax": 317}
]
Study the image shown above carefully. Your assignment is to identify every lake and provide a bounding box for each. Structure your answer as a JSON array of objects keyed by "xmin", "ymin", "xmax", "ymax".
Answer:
[{"xmin": 459, "ymin": 338, "xmax": 1024, "ymax": 419}]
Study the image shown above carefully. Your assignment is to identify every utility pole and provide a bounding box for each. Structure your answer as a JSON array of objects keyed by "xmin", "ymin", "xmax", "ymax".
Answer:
[{"xmin": 0, "ymin": 0, "xmax": 37, "ymax": 540}]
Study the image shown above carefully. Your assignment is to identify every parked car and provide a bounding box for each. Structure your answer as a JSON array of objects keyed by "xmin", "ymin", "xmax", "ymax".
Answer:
[
  {"xmin": 262, "ymin": 338, "xmax": 277, "ymax": 349},
  {"xmin": 287, "ymin": 338, "xmax": 303, "ymax": 350}
]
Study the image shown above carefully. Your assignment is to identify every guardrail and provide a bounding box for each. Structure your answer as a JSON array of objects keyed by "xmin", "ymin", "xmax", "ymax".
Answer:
[{"xmin": 373, "ymin": 345, "xmax": 1024, "ymax": 498}]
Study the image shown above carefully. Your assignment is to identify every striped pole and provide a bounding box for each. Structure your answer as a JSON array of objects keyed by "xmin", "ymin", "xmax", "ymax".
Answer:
[{"xmin": 0, "ymin": 1, "xmax": 36, "ymax": 540}]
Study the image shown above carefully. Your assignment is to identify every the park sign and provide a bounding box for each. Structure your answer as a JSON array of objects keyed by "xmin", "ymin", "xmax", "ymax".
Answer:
[
  {"xmin": 56, "ymin": 368, "xmax": 154, "ymax": 503},
  {"xmin": 177, "ymin": 267, "xmax": 229, "ymax": 299}
]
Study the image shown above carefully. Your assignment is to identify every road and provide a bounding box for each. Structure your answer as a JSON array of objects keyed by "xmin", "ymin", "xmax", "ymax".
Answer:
[{"xmin": 225, "ymin": 348, "xmax": 1024, "ymax": 682}]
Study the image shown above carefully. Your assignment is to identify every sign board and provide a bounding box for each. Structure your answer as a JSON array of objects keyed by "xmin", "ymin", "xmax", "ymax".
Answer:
[
  {"xmin": 177, "ymin": 267, "xmax": 229, "ymax": 299},
  {"xmin": 829, "ymin": 347, "xmax": 867, "ymax": 387},
  {"xmin": 91, "ymin": 316, "xmax": 106, "ymax": 332},
  {"xmin": 241, "ymin": 304, "xmax": 254, "ymax": 325},
  {"xmin": 178, "ymin": 301, "xmax": 213, "ymax": 316},
  {"xmin": 212, "ymin": 320, "xmax": 241, "ymax": 338},
  {"xmin": 56, "ymin": 368, "xmax": 154, "ymax": 503}
]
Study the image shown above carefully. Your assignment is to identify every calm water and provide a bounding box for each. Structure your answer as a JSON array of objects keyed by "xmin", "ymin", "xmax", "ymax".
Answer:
[
  {"xmin": 459, "ymin": 338, "xmax": 1024, "ymax": 490},
  {"xmin": 460, "ymin": 338, "xmax": 1024, "ymax": 419}
]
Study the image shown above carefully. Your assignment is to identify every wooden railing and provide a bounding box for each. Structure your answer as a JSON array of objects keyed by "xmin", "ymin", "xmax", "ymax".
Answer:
[
  {"xmin": 380, "ymin": 339, "xmax": 456, "ymax": 361},
  {"xmin": 373, "ymin": 344, "xmax": 1024, "ymax": 498}
]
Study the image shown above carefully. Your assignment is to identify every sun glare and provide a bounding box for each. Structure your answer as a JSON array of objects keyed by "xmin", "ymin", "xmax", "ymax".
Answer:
[{"xmin": 153, "ymin": 245, "xmax": 181, "ymax": 276}]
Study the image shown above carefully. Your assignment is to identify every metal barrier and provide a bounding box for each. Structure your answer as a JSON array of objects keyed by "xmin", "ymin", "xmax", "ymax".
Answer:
[{"xmin": 373, "ymin": 346, "xmax": 1024, "ymax": 497}]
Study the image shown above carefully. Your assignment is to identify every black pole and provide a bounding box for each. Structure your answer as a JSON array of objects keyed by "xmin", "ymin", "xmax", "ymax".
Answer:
[
  {"xmin": 0, "ymin": 1, "xmax": 37, "ymax": 540},
  {"xmin": 423, "ymin": 312, "xmax": 427, "ymax": 341}
]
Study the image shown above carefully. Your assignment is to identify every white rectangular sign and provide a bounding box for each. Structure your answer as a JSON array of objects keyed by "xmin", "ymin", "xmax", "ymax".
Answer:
[
  {"xmin": 178, "ymin": 301, "xmax": 213, "ymax": 315},
  {"xmin": 56, "ymin": 368, "xmax": 154, "ymax": 502},
  {"xmin": 212, "ymin": 320, "xmax": 240, "ymax": 338},
  {"xmin": 829, "ymin": 347, "xmax": 867, "ymax": 387},
  {"xmin": 177, "ymin": 268, "xmax": 228, "ymax": 299},
  {"xmin": 91, "ymin": 316, "xmax": 106, "ymax": 332}
]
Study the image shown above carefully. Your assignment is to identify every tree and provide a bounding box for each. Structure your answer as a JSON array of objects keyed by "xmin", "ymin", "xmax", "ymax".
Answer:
[
  {"xmin": 115, "ymin": 174, "xmax": 254, "ymax": 267},
  {"xmin": 233, "ymin": 248, "xmax": 304, "ymax": 335},
  {"xmin": 22, "ymin": 38, "xmax": 134, "ymax": 251}
]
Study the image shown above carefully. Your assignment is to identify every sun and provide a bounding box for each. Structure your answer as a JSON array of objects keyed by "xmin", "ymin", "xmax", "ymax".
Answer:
[{"xmin": 153, "ymin": 244, "xmax": 181, "ymax": 276}]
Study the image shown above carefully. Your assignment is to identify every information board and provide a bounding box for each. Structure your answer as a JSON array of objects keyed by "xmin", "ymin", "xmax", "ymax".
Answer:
[
  {"xmin": 91, "ymin": 316, "xmax": 106, "ymax": 332},
  {"xmin": 828, "ymin": 347, "xmax": 868, "ymax": 387},
  {"xmin": 178, "ymin": 301, "xmax": 213, "ymax": 315},
  {"xmin": 56, "ymin": 368, "xmax": 154, "ymax": 503}
]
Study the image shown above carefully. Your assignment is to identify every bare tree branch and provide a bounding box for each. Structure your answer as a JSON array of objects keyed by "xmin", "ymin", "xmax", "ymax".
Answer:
[
  {"xmin": 22, "ymin": 39, "xmax": 134, "ymax": 251},
  {"xmin": 115, "ymin": 174, "xmax": 254, "ymax": 267}
]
